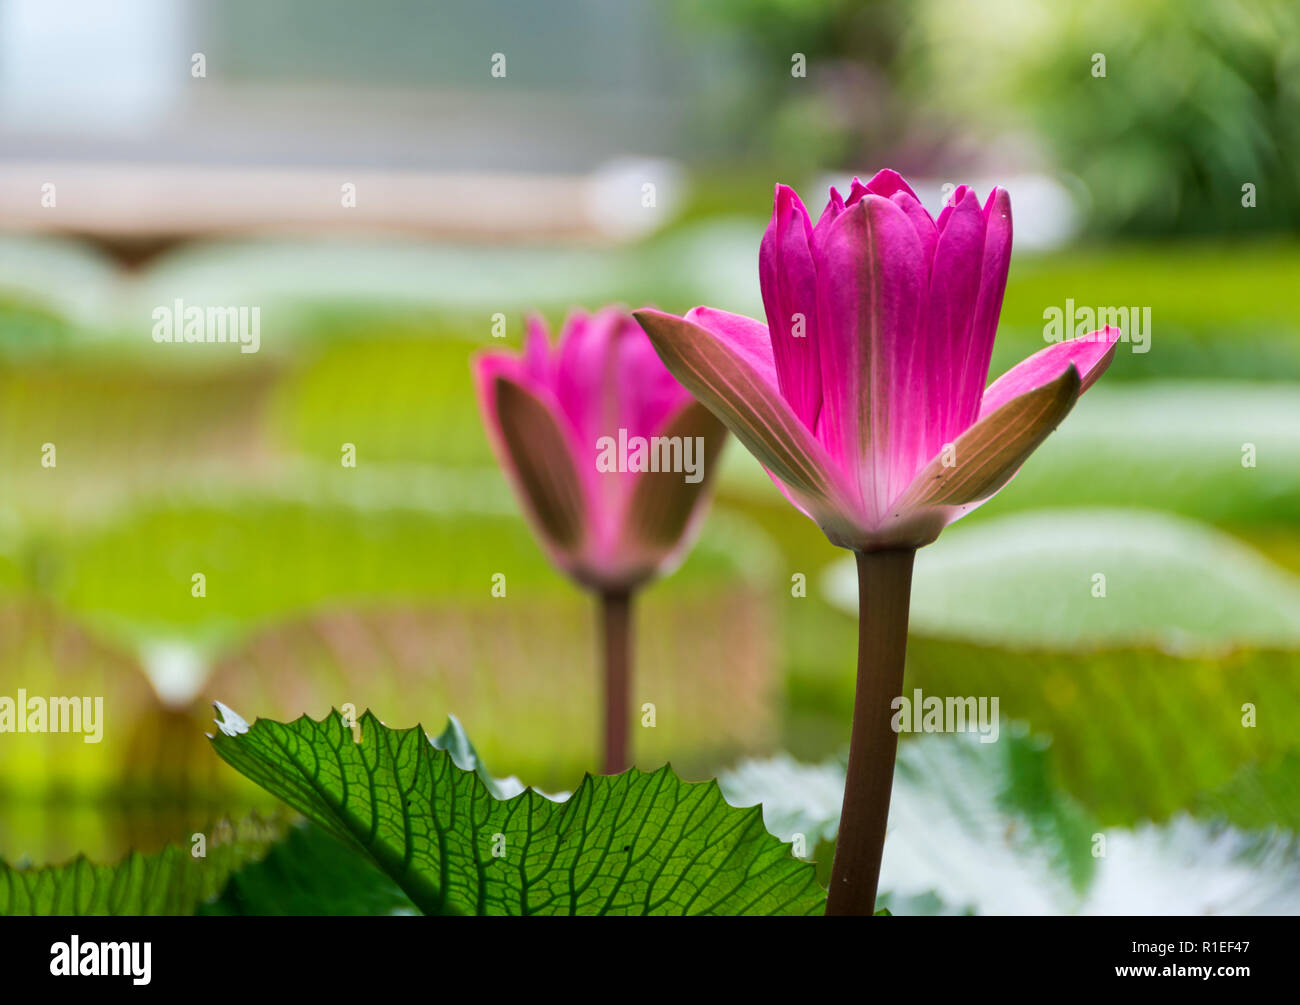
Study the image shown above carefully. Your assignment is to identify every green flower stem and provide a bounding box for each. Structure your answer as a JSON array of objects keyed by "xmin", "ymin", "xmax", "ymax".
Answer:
[
  {"xmin": 600, "ymin": 589, "xmax": 633, "ymax": 774},
  {"xmin": 827, "ymin": 548, "xmax": 916, "ymax": 916}
]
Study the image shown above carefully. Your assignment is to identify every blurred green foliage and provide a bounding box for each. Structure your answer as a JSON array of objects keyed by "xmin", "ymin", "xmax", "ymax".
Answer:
[
  {"xmin": 678, "ymin": 0, "xmax": 1300, "ymax": 237},
  {"xmin": 904, "ymin": 0, "xmax": 1300, "ymax": 236},
  {"xmin": 672, "ymin": 0, "xmax": 909, "ymax": 171}
]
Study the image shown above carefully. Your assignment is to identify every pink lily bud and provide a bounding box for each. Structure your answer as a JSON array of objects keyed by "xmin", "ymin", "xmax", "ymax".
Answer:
[
  {"xmin": 636, "ymin": 170, "xmax": 1120, "ymax": 552},
  {"xmin": 473, "ymin": 307, "xmax": 727, "ymax": 593}
]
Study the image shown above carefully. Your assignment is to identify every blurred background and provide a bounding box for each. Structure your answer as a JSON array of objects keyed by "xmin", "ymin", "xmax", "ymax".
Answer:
[{"xmin": 1, "ymin": 0, "xmax": 1298, "ymax": 913}]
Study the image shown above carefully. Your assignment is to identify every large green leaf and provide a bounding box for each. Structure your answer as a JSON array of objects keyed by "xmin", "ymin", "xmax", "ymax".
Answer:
[
  {"xmin": 203, "ymin": 719, "xmax": 528, "ymax": 916},
  {"xmin": 209, "ymin": 704, "xmax": 824, "ymax": 915},
  {"xmin": 0, "ymin": 815, "xmax": 284, "ymax": 916}
]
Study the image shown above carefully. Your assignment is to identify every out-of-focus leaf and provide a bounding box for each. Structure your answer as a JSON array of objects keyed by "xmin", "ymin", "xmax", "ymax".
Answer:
[
  {"xmin": 819, "ymin": 509, "xmax": 1300, "ymax": 825},
  {"xmin": 210, "ymin": 705, "xmax": 824, "ymax": 915},
  {"xmin": 1196, "ymin": 750, "xmax": 1300, "ymax": 832},
  {"xmin": 2, "ymin": 485, "xmax": 782, "ymax": 787},
  {"xmin": 0, "ymin": 601, "xmax": 156, "ymax": 796},
  {"xmin": 825, "ymin": 508, "xmax": 1300, "ymax": 650},
  {"xmin": 723, "ymin": 732, "xmax": 1300, "ymax": 915},
  {"xmin": 979, "ymin": 384, "xmax": 1300, "ymax": 525},
  {"xmin": 0, "ymin": 600, "xmax": 238, "ymax": 864},
  {"xmin": 199, "ymin": 589, "xmax": 780, "ymax": 792},
  {"xmin": 0, "ymin": 815, "xmax": 284, "ymax": 916},
  {"xmin": 905, "ymin": 638, "xmax": 1300, "ymax": 826},
  {"xmin": 5, "ymin": 485, "xmax": 771, "ymax": 645}
]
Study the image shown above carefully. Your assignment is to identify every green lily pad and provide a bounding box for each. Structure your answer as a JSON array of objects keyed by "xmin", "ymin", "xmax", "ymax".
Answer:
[{"xmin": 824, "ymin": 508, "xmax": 1300, "ymax": 651}]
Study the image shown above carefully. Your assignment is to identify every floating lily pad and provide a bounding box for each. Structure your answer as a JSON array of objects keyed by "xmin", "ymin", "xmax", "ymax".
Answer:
[{"xmin": 824, "ymin": 508, "xmax": 1300, "ymax": 651}]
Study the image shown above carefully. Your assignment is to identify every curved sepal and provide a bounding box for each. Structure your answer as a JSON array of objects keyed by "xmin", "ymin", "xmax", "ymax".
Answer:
[
  {"xmin": 633, "ymin": 309, "xmax": 842, "ymax": 505},
  {"xmin": 897, "ymin": 363, "xmax": 1082, "ymax": 510},
  {"xmin": 622, "ymin": 400, "xmax": 727, "ymax": 560},
  {"xmin": 490, "ymin": 375, "xmax": 588, "ymax": 552}
]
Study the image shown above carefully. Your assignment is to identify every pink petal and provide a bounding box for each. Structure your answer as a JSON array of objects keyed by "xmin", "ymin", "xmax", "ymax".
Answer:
[
  {"xmin": 474, "ymin": 348, "xmax": 534, "ymax": 406},
  {"xmin": 522, "ymin": 313, "xmax": 553, "ymax": 383},
  {"xmin": 979, "ymin": 327, "xmax": 1121, "ymax": 419},
  {"xmin": 610, "ymin": 309, "xmax": 690, "ymax": 440},
  {"xmin": 935, "ymin": 184, "xmax": 971, "ymax": 231},
  {"xmin": 474, "ymin": 306, "xmax": 730, "ymax": 593},
  {"xmin": 954, "ymin": 187, "xmax": 1013, "ymax": 430},
  {"xmin": 862, "ymin": 168, "xmax": 922, "ymax": 202},
  {"xmin": 888, "ymin": 191, "xmax": 938, "ymax": 268},
  {"xmin": 845, "ymin": 176, "xmax": 871, "ymax": 206},
  {"xmin": 551, "ymin": 308, "xmax": 606, "ymax": 445},
  {"xmin": 810, "ymin": 193, "xmax": 927, "ymax": 521},
  {"xmin": 925, "ymin": 186, "xmax": 987, "ymax": 455},
  {"xmin": 816, "ymin": 186, "xmax": 846, "ymax": 229},
  {"xmin": 759, "ymin": 184, "xmax": 823, "ymax": 430}
]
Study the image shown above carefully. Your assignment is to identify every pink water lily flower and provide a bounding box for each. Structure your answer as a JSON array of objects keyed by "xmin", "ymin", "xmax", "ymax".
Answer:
[
  {"xmin": 636, "ymin": 169, "xmax": 1121, "ymax": 915},
  {"xmin": 473, "ymin": 307, "xmax": 727, "ymax": 775},
  {"xmin": 474, "ymin": 307, "xmax": 726, "ymax": 594},
  {"xmin": 635, "ymin": 170, "xmax": 1119, "ymax": 552}
]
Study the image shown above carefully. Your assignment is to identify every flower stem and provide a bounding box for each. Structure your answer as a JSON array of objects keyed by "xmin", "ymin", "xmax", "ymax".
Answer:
[
  {"xmin": 600, "ymin": 589, "xmax": 633, "ymax": 774},
  {"xmin": 826, "ymin": 548, "xmax": 916, "ymax": 916}
]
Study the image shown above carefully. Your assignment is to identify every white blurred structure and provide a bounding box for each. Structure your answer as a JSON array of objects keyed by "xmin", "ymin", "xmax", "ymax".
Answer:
[{"xmin": 0, "ymin": 0, "xmax": 188, "ymax": 134}]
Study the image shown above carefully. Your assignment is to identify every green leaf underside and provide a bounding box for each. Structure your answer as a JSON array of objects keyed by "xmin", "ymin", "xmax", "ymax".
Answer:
[
  {"xmin": 200, "ymin": 821, "xmax": 416, "ymax": 916},
  {"xmin": 428, "ymin": 713, "xmax": 520, "ymax": 800},
  {"xmin": 209, "ymin": 706, "xmax": 825, "ymax": 916},
  {"xmin": 0, "ymin": 815, "xmax": 285, "ymax": 916}
]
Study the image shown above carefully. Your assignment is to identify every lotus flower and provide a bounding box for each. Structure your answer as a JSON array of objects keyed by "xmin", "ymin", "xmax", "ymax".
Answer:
[
  {"xmin": 635, "ymin": 170, "xmax": 1119, "ymax": 553},
  {"xmin": 473, "ymin": 307, "xmax": 727, "ymax": 773},
  {"xmin": 635, "ymin": 170, "xmax": 1120, "ymax": 916}
]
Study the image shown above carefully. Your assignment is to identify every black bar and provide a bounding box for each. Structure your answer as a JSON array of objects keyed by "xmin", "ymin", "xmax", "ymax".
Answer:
[{"xmin": 0, "ymin": 916, "xmax": 1283, "ymax": 990}]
